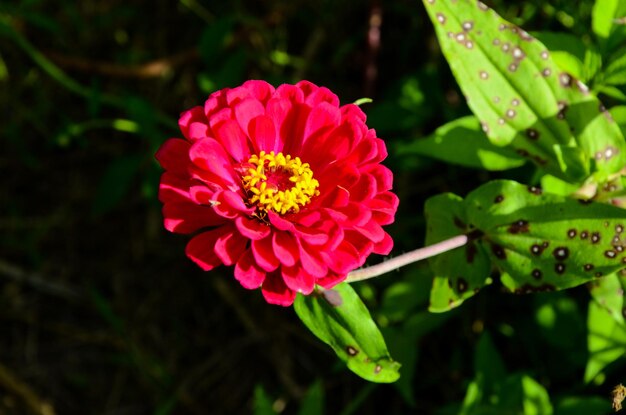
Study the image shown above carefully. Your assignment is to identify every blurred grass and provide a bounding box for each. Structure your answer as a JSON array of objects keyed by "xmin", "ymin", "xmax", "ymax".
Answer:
[{"xmin": 0, "ymin": 0, "xmax": 622, "ymax": 414}]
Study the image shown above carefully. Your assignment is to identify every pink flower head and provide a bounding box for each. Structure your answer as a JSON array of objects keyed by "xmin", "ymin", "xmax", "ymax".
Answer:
[{"xmin": 156, "ymin": 80, "xmax": 398, "ymax": 306}]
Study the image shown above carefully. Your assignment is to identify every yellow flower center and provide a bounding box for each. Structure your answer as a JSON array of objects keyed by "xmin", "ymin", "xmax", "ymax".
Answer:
[{"xmin": 242, "ymin": 151, "xmax": 320, "ymax": 215}]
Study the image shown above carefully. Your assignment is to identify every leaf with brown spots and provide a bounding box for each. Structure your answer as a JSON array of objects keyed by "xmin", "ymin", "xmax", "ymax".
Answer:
[
  {"xmin": 425, "ymin": 192, "xmax": 492, "ymax": 312},
  {"xmin": 293, "ymin": 283, "xmax": 401, "ymax": 383},
  {"xmin": 425, "ymin": 180, "xmax": 626, "ymax": 311},
  {"xmin": 422, "ymin": 0, "xmax": 626, "ymax": 183}
]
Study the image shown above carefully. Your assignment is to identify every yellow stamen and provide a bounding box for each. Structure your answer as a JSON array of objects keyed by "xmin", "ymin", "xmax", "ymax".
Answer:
[{"xmin": 242, "ymin": 151, "xmax": 319, "ymax": 215}]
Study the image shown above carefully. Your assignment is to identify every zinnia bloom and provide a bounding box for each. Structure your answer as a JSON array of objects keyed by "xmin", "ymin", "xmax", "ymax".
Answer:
[{"xmin": 156, "ymin": 80, "xmax": 397, "ymax": 306}]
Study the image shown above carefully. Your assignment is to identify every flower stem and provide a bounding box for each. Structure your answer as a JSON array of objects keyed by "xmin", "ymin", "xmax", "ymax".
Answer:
[{"xmin": 345, "ymin": 234, "xmax": 468, "ymax": 283}]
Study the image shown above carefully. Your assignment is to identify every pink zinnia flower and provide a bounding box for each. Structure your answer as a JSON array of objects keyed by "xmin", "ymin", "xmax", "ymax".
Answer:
[{"xmin": 156, "ymin": 80, "xmax": 397, "ymax": 306}]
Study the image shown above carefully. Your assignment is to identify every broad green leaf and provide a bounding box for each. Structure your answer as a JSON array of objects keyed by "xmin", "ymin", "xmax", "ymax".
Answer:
[
  {"xmin": 397, "ymin": 116, "xmax": 526, "ymax": 171},
  {"xmin": 293, "ymin": 283, "xmax": 400, "ymax": 383},
  {"xmin": 426, "ymin": 180, "xmax": 626, "ymax": 311},
  {"xmin": 584, "ymin": 300, "xmax": 626, "ymax": 382},
  {"xmin": 422, "ymin": 0, "xmax": 626, "ymax": 183}
]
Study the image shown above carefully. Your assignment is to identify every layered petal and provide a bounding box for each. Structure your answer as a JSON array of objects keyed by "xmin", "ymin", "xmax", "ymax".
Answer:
[{"xmin": 156, "ymin": 80, "xmax": 398, "ymax": 307}]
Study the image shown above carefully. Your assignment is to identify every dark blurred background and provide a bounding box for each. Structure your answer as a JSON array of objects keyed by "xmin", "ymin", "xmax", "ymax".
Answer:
[{"xmin": 0, "ymin": 0, "xmax": 616, "ymax": 414}]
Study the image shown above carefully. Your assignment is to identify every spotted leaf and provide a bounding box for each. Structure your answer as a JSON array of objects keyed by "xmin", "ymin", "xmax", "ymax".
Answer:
[
  {"xmin": 425, "ymin": 180, "xmax": 626, "ymax": 311},
  {"xmin": 293, "ymin": 283, "xmax": 401, "ymax": 383},
  {"xmin": 422, "ymin": 0, "xmax": 626, "ymax": 183},
  {"xmin": 425, "ymin": 192, "xmax": 492, "ymax": 312}
]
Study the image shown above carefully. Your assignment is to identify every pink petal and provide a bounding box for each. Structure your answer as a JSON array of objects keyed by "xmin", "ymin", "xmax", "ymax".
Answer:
[
  {"xmin": 249, "ymin": 115, "xmax": 278, "ymax": 153},
  {"xmin": 365, "ymin": 164, "xmax": 393, "ymax": 192},
  {"xmin": 354, "ymin": 220, "xmax": 385, "ymax": 243},
  {"xmin": 235, "ymin": 216, "xmax": 271, "ymax": 240},
  {"xmin": 321, "ymin": 241, "xmax": 360, "ymax": 274},
  {"xmin": 319, "ymin": 185, "xmax": 350, "ymax": 208},
  {"xmin": 294, "ymin": 226, "xmax": 328, "ymax": 246},
  {"xmin": 275, "ymin": 84, "xmax": 305, "ymax": 102},
  {"xmin": 241, "ymin": 80, "xmax": 275, "ymax": 104},
  {"xmin": 373, "ymin": 232, "xmax": 393, "ymax": 255},
  {"xmin": 204, "ymin": 88, "xmax": 229, "ymax": 118},
  {"xmin": 158, "ymin": 172, "xmax": 192, "ymax": 204},
  {"xmin": 178, "ymin": 106, "xmax": 206, "ymax": 139},
  {"xmin": 185, "ymin": 227, "xmax": 229, "ymax": 271},
  {"xmin": 268, "ymin": 211, "xmax": 295, "ymax": 231},
  {"xmin": 252, "ymin": 237, "xmax": 280, "ymax": 272},
  {"xmin": 298, "ymin": 244, "xmax": 328, "ymax": 278},
  {"xmin": 304, "ymin": 86, "xmax": 340, "ymax": 107},
  {"xmin": 233, "ymin": 98, "xmax": 265, "ymax": 138},
  {"xmin": 316, "ymin": 272, "xmax": 346, "ymax": 289},
  {"xmin": 346, "ymin": 136, "xmax": 378, "ymax": 166},
  {"xmin": 303, "ymin": 101, "xmax": 341, "ymax": 145},
  {"xmin": 215, "ymin": 229, "xmax": 247, "ymax": 266},
  {"xmin": 189, "ymin": 137, "xmax": 238, "ymax": 187},
  {"xmin": 281, "ymin": 266, "xmax": 315, "ymax": 295},
  {"xmin": 295, "ymin": 80, "xmax": 318, "ymax": 99},
  {"xmin": 234, "ymin": 249, "xmax": 266, "ymax": 289},
  {"xmin": 350, "ymin": 173, "xmax": 377, "ymax": 202},
  {"xmin": 210, "ymin": 190, "xmax": 254, "ymax": 218},
  {"xmin": 272, "ymin": 231, "xmax": 298, "ymax": 267},
  {"xmin": 155, "ymin": 139, "xmax": 191, "ymax": 177},
  {"xmin": 262, "ymin": 272, "xmax": 297, "ymax": 306},
  {"xmin": 340, "ymin": 103, "xmax": 367, "ymax": 123},
  {"xmin": 213, "ymin": 119, "xmax": 251, "ymax": 162},
  {"xmin": 187, "ymin": 122, "xmax": 210, "ymax": 141},
  {"xmin": 163, "ymin": 202, "xmax": 224, "ymax": 234}
]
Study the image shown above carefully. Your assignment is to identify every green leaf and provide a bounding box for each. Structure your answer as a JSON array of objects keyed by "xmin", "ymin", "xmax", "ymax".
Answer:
[
  {"xmin": 293, "ymin": 283, "xmax": 401, "ymax": 383},
  {"xmin": 422, "ymin": 0, "xmax": 626, "ymax": 183},
  {"xmin": 593, "ymin": 0, "xmax": 623, "ymax": 40},
  {"xmin": 397, "ymin": 116, "xmax": 526, "ymax": 171},
  {"xmin": 426, "ymin": 180, "xmax": 626, "ymax": 311},
  {"xmin": 585, "ymin": 299, "xmax": 626, "ymax": 382}
]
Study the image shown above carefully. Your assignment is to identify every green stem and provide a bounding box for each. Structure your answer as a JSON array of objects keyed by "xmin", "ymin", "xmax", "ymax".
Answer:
[{"xmin": 345, "ymin": 234, "xmax": 468, "ymax": 283}]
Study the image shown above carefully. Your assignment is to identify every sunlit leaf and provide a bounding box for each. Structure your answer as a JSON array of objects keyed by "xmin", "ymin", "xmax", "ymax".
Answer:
[
  {"xmin": 422, "ymin": 0, "xmax": 626, "ymax": 183},
  {"xmin": 293, "ymin": 283, "xmax": 401, "ymax": 383},
  {"xmin": 397, "ymin": 116, "xmax": 526, "ymax": 171},
  {"xmin": 426, "ymin": 180, "xmax": 626, "ymax": 312}
]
